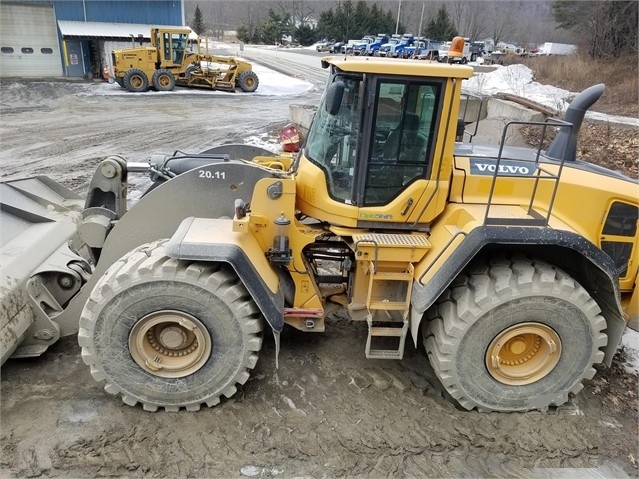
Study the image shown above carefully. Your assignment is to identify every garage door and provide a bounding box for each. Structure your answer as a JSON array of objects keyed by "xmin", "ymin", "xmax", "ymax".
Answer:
[{"xmin": 0, "ymin": 3, "xmax": 62, "ymax": 77}]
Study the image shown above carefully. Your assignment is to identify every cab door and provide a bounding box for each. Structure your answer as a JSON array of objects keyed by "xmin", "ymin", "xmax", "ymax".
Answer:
[
  {"xmin": 160, "ymin": 31, "xmax": 187, "ymax": 66},
  {"xmin": 354, "ymin": 77, "xmax": 447, "ymax": 228}
]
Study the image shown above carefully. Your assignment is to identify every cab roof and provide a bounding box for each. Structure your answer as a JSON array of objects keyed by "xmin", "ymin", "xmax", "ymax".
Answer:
[{"xmin": 321, "ymin": 55, "xmax": 474, "ymax": 80}]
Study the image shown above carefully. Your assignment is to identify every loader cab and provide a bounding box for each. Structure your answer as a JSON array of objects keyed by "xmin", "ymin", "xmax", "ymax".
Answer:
[{"xmin": 296, "ymin": 58, "xmax": 473, "ymax": 229}]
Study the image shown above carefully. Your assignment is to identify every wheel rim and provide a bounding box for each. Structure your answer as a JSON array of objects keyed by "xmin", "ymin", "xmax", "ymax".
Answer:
[
  {"xmin": 244, "ymin": 76, "xmax": 255, "ymax": 88},
  {"xmin": 158, "ymin": 74, "xmax": 171, "ymax": 87},
  {"xmin": 129, "ymin": 310, "xmax": 212, "ymax": 378},
  {"xmin": 486, "ymin": 322, "xmax": 561, "ymax": 385},
  {"xmin": 130, "ymin": 75, "xmax": 143, "ymax": 88}
]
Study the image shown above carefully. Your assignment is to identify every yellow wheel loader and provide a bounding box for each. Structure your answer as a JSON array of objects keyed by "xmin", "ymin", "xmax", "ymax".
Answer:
[
  {"xmin": 112, "ymin": 27, "xmax": 258, "ymax": 93},
  {"xmin": 1, "ymin": 58, "xmax": 637, "ymax": 412}
]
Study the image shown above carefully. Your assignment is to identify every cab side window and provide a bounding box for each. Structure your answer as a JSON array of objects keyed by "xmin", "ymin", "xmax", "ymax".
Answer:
[{"xmin": 163, "ymin": 33, "xmax": 171, "ymax": 61}]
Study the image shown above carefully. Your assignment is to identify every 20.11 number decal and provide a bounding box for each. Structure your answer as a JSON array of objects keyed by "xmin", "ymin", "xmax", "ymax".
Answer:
[{"xmin": 199, "ymin": 170, "xmax": 226, "ymax": 179}]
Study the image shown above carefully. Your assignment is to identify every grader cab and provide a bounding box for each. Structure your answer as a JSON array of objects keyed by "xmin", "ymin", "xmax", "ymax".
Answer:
[
  {"xmin": 1, "ymin": 57, "xmax": 637, "ymax": 413},
  {"xmin": 112, "ymin": 27, "xmax": 258, "ymax": 93}
]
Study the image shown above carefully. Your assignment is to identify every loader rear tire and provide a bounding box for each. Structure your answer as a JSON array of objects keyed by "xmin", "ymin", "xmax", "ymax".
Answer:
[
  {"xmin": 152, "ymin": 69, "xmax": 176, "ymax": 91},
  {"xmin": 78, "ymin": 240, "xmax": 264, "ymax": 411},
  {"xmin": 237, "ymin": 70, "xmax": 259, "ymax": 92},
  {"xmin": 423, "ymin": 256, "xmax": 607, "ymax": 412},
  {"xmin": 123, "ymin": 68, "xmax": 149, "ymax": 93}
]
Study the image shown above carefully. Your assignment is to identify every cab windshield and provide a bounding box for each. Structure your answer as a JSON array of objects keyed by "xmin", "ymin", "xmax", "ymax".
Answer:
[{"xmin": 305, "ymin": 74, "xmax": 363, "ymax": 204}]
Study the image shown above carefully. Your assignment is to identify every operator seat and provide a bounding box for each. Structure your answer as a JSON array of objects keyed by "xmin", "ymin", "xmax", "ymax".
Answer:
[{"xmin": 383, "ymin": 113, "xmax": 424, "ymax": 161}]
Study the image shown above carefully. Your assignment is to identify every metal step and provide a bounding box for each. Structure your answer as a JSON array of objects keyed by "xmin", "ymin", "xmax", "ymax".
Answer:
[
  {"xmin": 368, "ymin": 300, "xmax": 408, "ymax": 310},
  {"xmin": 365, "ymin": 319, "xmax": 408, "ymax": 360},
  {"xmin": 371, "ymin": 270, "xmax": 413, "ymax": 281},
  {"xmin": 366, "ymin": 349, "xmax": 404, "ymax": 360},
  {"xmin": 370, "ymin": 326, "xmax": 404, "ymax": 337}
]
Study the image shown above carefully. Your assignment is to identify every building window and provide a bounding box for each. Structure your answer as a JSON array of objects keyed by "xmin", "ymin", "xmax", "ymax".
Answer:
[
  {"xmin": 21, "ymin": 47, "xmax": 34, "ymax": 54},
  {"xmin": 1, "ymin": 47, "xmax": 14, "ymax": 54},
  {"xmin": 41, "ymin": 48, "xmax": 53, "ymax": 54}
]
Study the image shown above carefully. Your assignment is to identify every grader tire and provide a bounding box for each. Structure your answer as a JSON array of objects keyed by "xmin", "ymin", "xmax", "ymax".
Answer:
[
  {"xmin": 423, "ymin": 256, "xmax": 607, "ymax": 412},
  {"xmin": 152, "ymin": 69, "xmax": 176, "ymax": 91},
  {"xmin": 237, "ymin": 70, "xmax": 259, "ymax": 93},
  {"xmin": 123, "ymin": 68, "xmax": 149, "ymax": 93},
  {"xmin": 78, "ymin": 240, "xmax": 263, "ymax": 411}
]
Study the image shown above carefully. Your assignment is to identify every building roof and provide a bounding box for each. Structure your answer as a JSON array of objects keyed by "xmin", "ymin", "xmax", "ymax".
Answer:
[{"xmin": 58, "ymin": 21, "xmax": 195, "ymax": 39}]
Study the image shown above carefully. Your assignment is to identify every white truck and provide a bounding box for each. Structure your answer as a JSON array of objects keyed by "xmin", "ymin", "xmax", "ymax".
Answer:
[{"xmin": 538, "ymin": 42, "xmax": 577, "ymax": 55}]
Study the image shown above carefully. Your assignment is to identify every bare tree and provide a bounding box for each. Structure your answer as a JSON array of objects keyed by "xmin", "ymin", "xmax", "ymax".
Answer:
[
  {"xmin": 275, "ymin": 1, "xmax": 317, "ymax": 27},
  {"xmin": 450, "ymin": 1, "xmax": 489, "ymax": 40},
  {"xmin": 486, "ymin": 1, "xmax": 516, "ymax": 47}
]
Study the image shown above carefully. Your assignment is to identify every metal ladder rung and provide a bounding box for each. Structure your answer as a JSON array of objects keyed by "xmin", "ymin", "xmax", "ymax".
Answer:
[
  {"xmin": 366, "ymin": 349, "xmax": 404, "ymax": 360},
  {"xmin": 370, "ymin": 326, "xmax": 405, "ymax": 337},
  {"xmin": 371, "ymin": 271, "xmax": 413, "ymax": 281},
  {"xmin": 368, "ymin": 300, "xmax": 408, "ymax": 310},
  {"xmin": 365, "ymin": 319, "xmax": 408, "ymax": 360}
]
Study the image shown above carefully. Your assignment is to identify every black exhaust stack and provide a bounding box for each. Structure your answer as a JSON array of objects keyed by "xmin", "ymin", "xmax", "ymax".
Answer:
[{"xmin": 546, "ymin": 83, "xmax": 605, "ymax": 162}]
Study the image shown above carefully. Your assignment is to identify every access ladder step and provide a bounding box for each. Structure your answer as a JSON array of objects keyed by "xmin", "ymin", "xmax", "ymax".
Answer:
[
  {"xmin": 370, "ymin": 326, "xmax": 405, "ymax": 337},
  {"xmin": 366, "ymin": 349, "xmax": 404, "ymax": 360},
  {"xmin": 371, "ymin": 270, "xmax": 413, "ymax": 281},
  {"xmin": 368, "ymin": 300, "xmax": 409, "ymax": 311},
  {"xmin": 365, "ymin": 320, "xmax": 409, "ymax": 360}
]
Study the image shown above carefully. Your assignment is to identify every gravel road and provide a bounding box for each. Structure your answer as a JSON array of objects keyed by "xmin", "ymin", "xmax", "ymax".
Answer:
[{"xmin": 1, "ymin": 49, "xmax": 637, "ymax": 479}]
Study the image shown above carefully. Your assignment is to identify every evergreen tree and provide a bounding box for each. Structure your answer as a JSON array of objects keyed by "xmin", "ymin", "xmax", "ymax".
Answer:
[
  {"xmin": 425, "ymin": 6, "xmax": 457, "ymax": 40},
  {"xmin": 261, "ymin": 9, "xmax": 289, "ymax": 44},
  {"xmin": 190, "ymin": 5, "xmax": 206, "ymax": 35},
  {"xmin": 316, "ymin": 1, "xmax": 400, "ymax": 42},
  {"xmin": 295, "ymin": 24, "xmax": 317, "ymax": 46}
]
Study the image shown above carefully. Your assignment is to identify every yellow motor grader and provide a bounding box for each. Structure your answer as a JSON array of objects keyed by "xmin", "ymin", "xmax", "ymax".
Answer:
[
  {"xmin": 1, "ymin": 57, "xmax": 637, "ymax": 413},
  {"xmin": 112, "ymin": 27, "xmax": 258, "ymax": 93}
]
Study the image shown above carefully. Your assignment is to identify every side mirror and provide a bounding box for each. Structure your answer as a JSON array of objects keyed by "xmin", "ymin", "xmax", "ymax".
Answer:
[{"xmin": 325, "ymin": 80, "xmax": 345, "ymax": 116}]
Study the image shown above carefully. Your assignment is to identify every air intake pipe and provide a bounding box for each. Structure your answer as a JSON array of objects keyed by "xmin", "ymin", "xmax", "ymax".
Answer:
[{"xmin": 546, "ymin": 83, "xmax": 605, "ymax": 162}]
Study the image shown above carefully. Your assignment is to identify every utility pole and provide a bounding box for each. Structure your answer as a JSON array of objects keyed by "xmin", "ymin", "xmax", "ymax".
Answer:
[
  {"xmin": 395, "ymin": 0, "xmax": 402, "ymax": 35},
  {"xmin": 417, "ymin": 3, "xmax": 425, "ymax": 37}
]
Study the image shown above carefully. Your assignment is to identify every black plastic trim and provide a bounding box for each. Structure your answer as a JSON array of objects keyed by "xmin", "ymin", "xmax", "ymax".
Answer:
[
  {"xmin": 412, "ymin": 226, "xmax": 621, "ymax": 314},
  {"xmin": 166, "ymin": 240, "xmax": 284, "ymax": 332}
]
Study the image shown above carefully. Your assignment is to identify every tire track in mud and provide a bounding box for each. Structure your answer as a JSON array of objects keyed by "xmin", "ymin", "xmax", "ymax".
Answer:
[{"xmin": 0, "ymin": 313, "xmax": 626, "ymax": 478}]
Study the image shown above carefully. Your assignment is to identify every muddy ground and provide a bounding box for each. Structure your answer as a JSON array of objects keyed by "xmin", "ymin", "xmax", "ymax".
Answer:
[{"xmin": 1, "ymin": 68, "xmax": 638, "ymax": 479}]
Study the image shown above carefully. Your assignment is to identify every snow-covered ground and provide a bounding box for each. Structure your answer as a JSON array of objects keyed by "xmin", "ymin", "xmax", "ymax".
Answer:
[{"xmin": 621, "ymin": 329, "xmax": 639, "ymax": 374}]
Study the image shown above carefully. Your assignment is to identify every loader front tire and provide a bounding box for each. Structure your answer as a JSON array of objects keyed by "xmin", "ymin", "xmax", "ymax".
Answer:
[
  {"xmin": 152, "ymin": 69, "xmax": 176, "ymax": 91},
  {"xmin": 237, "ymin": 70, "xmax": 259, "ymax": 92},
  {"xmin": 123, "ymin": 68, "xmax": 149, "ymax": 93},
  {"xmin": 423, "ymin": 256, "xmax": 607, "ymax": 412},
  {"xmin": 79, "ymin": 240, "xmax": 264, "ymax": 411}
]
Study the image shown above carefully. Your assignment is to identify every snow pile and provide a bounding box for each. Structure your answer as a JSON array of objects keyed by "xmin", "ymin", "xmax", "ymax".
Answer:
[
  {"xmin": 621, "ymin": 329, "xmax": 639, "ymax": 375},
  {"xmin": 463, "ymin": 64, "xmax": 574, "ymax": 112}
]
